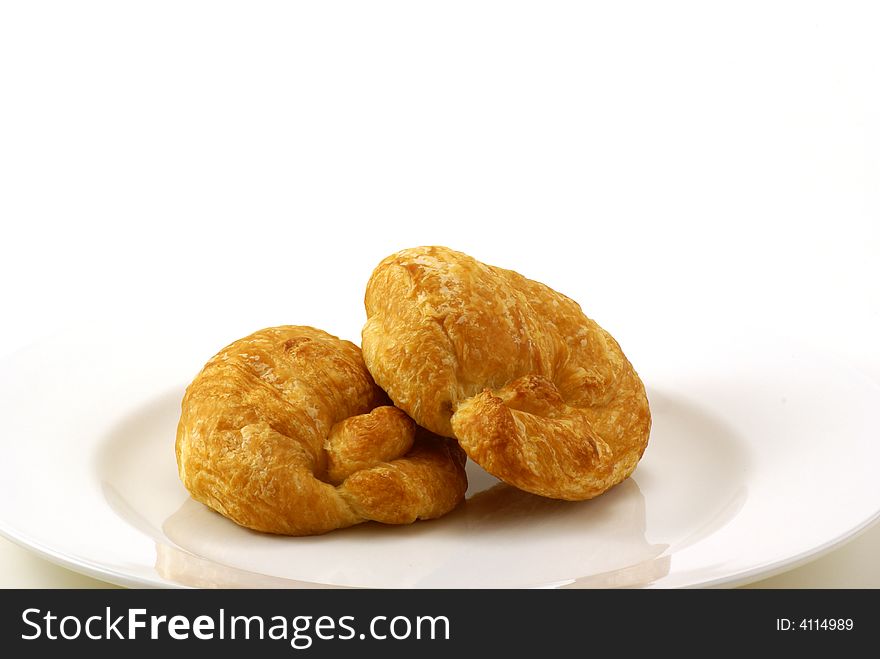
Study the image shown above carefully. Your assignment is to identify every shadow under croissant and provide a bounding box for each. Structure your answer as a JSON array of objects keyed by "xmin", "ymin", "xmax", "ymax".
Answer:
[{"xmin": 156, "ymin": 474, "xmax": 670, "ymax": 588}]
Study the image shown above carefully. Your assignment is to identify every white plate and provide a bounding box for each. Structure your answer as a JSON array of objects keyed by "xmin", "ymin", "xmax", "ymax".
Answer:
[{"xmin": 0, "ymin": 326, "xmax": 878, "ymax": 588}]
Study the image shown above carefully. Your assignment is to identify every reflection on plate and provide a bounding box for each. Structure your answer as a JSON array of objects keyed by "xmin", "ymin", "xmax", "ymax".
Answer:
[
  {"xmin": 0, "ymin": 331, "xmax": 877, "ymax": 588},
  {"xmin": 96, "ymin": 387, "xmax": 742, "ymax": 588}
]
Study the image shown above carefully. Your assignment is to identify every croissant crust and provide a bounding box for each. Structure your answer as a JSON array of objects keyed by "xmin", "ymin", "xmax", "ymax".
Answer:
[
  {"xmin": 362, "ymin": 246, "xmax": 651, "ymax": 500},
  {"xmin": 176, "ymin": 325, "xmax": 468, "ymax": 535}
]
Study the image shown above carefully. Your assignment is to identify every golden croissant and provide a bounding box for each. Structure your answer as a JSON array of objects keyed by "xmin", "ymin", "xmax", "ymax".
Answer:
[
  {"xmin": 176, "ymin": 326, "xmax": 468, "ymax": 535},
  {"xmin": 362, "ymin": 246, "xmax": 651, "ymax": 501}
]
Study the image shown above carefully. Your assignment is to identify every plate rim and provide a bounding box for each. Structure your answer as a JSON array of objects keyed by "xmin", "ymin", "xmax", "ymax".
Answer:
[{"xmin": 3, "ymin": 506, "xmax": 880, "ymax": 589}]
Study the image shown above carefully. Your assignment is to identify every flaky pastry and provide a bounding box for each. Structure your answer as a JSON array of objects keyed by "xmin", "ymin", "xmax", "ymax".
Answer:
[
  {"xmin": 362, "ymin": 247, "xmax": 651, "ymax": 501},
  {"xmin": 176, "ymin": 326, "xmax": 468, "ymax": 535}
]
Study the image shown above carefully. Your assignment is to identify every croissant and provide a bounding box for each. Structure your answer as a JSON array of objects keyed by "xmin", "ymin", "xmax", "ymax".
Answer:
[
  {"xmin": 362, "ymin": 246, "xmax": 651, "ymax": 501},
  {"xmin": 176, "ymin": 325, "xmax": 468, "ymax": 535}
]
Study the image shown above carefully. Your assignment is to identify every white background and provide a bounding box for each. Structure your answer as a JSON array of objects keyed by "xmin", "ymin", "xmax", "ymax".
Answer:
[{"xmin": 0, "ymin": 1, "xmax": 877, "ymax": 587}]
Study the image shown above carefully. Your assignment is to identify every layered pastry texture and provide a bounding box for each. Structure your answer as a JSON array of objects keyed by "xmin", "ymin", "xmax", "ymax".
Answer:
[{"xmin": 362, "ymin": 246, "xmax": 651, "ymax": 501}]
